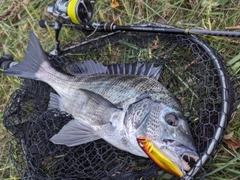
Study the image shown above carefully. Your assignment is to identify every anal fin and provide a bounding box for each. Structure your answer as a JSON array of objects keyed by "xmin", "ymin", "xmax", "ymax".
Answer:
[{"xmin": 48, "ymin": 92, "xmax": 63, "ymax": 111}]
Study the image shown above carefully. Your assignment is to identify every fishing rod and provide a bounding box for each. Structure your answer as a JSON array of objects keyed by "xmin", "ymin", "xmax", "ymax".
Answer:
[
  {"xmin": 39, "ymin": 19, "xmax": 240, "ymax": 37},
  {"xmin": 44, "ymin": 0, "xmax": 240, "ymax": 37}
]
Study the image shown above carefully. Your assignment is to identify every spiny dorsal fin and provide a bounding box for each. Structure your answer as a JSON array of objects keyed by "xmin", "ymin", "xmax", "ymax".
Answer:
[
  {"xmin": 106, "ymin": 61, "xmax": 162, "ymax": 80},
  {"xmin": 66, "ymin": 60, "xmax": 162, "ymax": 80}
]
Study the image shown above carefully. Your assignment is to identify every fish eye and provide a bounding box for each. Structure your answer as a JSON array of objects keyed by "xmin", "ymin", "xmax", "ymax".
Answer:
[{"xmin": 165, "ymin": 113, "xmax": 178, "ymax": 126}]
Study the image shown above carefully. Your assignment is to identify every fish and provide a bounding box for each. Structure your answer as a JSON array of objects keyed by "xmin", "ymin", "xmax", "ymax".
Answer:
[{"xmin": 3, "ymin": 31, "xmax": 199, "ymax": 176}]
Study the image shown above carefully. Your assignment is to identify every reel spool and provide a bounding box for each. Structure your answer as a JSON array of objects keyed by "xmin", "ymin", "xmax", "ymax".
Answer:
[{"xmin": 47, "ymin": 0, "xmax": 94, "ymax": 24}]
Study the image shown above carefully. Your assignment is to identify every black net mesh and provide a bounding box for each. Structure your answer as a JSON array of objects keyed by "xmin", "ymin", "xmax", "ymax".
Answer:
[{"xmin": 3, "ymin": 24, "xmax": 240, "ymax": 180}]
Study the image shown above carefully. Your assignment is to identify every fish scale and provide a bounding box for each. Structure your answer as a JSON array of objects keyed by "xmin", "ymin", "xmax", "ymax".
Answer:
[{"xmin": 66, "ymin": 74, "xmax": 175, "ymax": 109}]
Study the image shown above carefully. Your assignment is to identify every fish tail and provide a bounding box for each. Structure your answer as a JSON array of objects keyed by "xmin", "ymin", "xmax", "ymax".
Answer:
[{"xmin": 3, "ymin": 31, "xmax": 49, "ymax": 80}]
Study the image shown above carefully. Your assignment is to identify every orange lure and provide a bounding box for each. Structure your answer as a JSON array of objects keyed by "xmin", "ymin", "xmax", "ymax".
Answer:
[{"xmin": 137, "ymin": 136, "xmax": 183, "ymax": 178}]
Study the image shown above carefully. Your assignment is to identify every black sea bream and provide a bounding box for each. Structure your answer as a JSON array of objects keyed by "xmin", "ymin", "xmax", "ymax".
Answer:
[{"xmin": 3, "ymin": 31, "xmax": 199, "ymax": 174}]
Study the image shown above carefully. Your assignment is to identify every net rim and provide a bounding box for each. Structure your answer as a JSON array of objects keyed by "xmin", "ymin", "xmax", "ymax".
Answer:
[{"xmin": 183, "ymin": 35, "xmax": 231, "ymax": 179}]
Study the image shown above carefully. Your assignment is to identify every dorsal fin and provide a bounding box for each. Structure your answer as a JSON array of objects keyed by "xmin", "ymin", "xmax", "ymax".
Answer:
[
  {"xmin": 66, "ymin": 60, "xmax": 107, "ymax": 75},
  {"xmin": 66, "ymin": 60, "xmax": 162, "ymax": 80}
]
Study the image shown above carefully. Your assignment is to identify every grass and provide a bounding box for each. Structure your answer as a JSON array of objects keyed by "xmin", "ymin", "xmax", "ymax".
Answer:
[{"xmin": 0, "ymin": 0, "xmax": 240, "ymax": 179}]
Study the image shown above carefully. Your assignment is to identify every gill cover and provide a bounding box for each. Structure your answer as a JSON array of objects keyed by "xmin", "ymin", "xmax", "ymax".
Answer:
[{"xmin": 67, "ymin": 0, "xmax": 93, "ymax": 24}]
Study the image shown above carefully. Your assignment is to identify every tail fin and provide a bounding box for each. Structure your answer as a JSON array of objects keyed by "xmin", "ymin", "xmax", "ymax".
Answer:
[{"xmin": 3, "ymin": 31, "xmax": 48, "ymax": 79}]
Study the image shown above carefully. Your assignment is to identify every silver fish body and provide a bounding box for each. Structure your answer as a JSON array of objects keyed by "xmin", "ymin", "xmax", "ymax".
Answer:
[
  {"xmin": 3, "ymin": 32, "xmax": 199, "ymax": 173},
  {"xmin": 43, "ymin": 66, "xmax": 185, "ymax": 157}
]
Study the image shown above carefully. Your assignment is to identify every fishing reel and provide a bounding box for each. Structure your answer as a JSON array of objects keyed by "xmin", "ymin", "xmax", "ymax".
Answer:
[
  {"xmin": 47, "ymin": 0, "xmax": 95, "ymax": 24},
  {"xmin": 41, "ymin": 0, "xmax": 96, "ymax": 55}
]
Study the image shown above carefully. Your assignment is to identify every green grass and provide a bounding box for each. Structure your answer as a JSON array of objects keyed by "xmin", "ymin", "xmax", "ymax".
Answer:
[{"xmin": 0, "ymin": 0, "xmax": 240, "ymax": 179}]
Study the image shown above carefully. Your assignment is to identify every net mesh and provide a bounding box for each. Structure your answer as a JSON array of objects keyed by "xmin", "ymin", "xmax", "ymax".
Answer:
[{"xmin": 3, "ymin": 24, "xmax": 240, "ymax": 180}]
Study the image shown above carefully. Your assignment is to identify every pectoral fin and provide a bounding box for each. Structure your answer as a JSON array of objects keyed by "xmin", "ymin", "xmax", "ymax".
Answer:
[
  {"xmin": 80, "ymin": 88, "xmax": 122, "ymax": 110},
  {"xmin": 50, "ymin": 119, "xmax": 100, "ymax": 146}
]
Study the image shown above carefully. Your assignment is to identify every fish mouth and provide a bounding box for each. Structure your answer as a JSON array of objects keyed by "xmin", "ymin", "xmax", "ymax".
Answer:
[
  {"xmin": 137, "ymin": 137, "xmax": 199, "ymax": 177},
  {"xmin": 162, "ymin": 139, "xmax": 199, "ymax": 172},
  {"xmin": 177, "ymin": 149, "xmax": 199, "ymax": 171}
]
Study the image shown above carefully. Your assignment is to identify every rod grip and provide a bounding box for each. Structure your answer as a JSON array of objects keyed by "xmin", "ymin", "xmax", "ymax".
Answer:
[{"xmin": 190, "ymin": 29, "xmax": 240, "ymax": 37}]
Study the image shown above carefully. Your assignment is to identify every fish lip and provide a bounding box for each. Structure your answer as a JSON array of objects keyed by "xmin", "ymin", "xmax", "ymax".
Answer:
[
  {"xmin": 179, "ymin": 150, "xmax": 199, "ymax": 171},
  {"xmin": 161, "ymin": 140, "xmax": 199, "ymax": 171}
]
